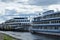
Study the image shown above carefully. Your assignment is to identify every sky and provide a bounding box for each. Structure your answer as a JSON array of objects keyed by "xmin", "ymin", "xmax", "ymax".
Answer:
[{"xmin": 0, "ymin": 0, "xmax": 60, "ymax": 23}]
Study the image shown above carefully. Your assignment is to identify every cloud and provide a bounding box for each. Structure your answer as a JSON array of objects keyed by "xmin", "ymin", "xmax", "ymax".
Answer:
[
  {"xmin": 28, "ymin": 0, "xmax": 60, "ymax": 6},
  {"xmin": 1, "ymin": 0, "xmax": 29, "ymax": 5},
  {"xmin": 48, "ymin": 4, "xmax": 60, "ymax": 11},
  {"xmin": 0, "ymin": 1, "xmax": 43, "ymax": 23},
  {"xmin": 0, "ymin": 0, "xmax": 60, "ymax": 23},
  {"xmin": 0, "ymin": 2, "xmax": 43, "ymax": 16}
]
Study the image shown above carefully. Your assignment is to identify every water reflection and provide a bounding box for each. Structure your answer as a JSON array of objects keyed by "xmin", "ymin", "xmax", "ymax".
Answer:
[{"xmin": 32, "ymin": 34, "xmax": 60, "ymax": 40}]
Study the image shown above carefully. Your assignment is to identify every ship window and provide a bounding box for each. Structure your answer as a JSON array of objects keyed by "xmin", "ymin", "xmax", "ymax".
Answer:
[
  {"xmin": 51, "ymin": 20, "xmax": 55, "ymax": 23},
  {"xmin": 48, "ymin": 27, "xmax": 52, "ymax": 29},
  {"xmin": 57, "ymin": 13, "xmax": 60, "ymax": 17},
  {"xmin": 43, "ymin": 13, "xmax": 60, "ymax": 19},
  {"xmin": 58, "ymin": 27, "xmax": 60, "ymax": 29},
  {"xmin": 34, "ymin": 18, "xmax": 38, "ymax": 21},
  {"xmin": 54, "ymin": 26, "xmax": 58, "ymax": 29},
  {"xmin": 51, "ymin": 27, "xmax": 55, "ymax": 29},
  {"xmin": 33, "ymin": 26, "xmax": 39, "ymax": 29},
  {"xmin": 59, "ymin": 20, "xmax": 60, "ymax": 23},
  {"xmin": 44, "ymin": 26, "xmax": 47, "ymax": 29},
  {"xmin": 55, "ymin": 20, "xmax": 60, "ymax": 23},
  {"xmin": 47, "ymin": 27, "xmax": 49, "ymax": 29},
  {"xmin": 39, "ymin": 26, "xmax": 42, "ymax": 29}
]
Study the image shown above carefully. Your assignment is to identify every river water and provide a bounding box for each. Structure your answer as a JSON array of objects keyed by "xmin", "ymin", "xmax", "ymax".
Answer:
[
  {"xmin": 32, "ymin": 34, "xmax": 60, "ymax": 40},
  {"xmin": 1, "ymin": 31, "xmax": 60, "ymax": 40}
]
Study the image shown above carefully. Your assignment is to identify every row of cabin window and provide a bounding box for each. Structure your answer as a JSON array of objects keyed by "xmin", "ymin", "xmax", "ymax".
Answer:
[
  {"xmin": 33, "ymin": 13, "xmax": 60, "ymax": 21},
  {"xmin": 51, "ymin": 20, "xmax": 60, "ymax": 23},
  {"xmin": 33, "ymin": 26, "xmax": 60, "ymax": 30},
  {"xmin": 6, "ymin": 23, "xmax": 30, "ymax": 25},
  {"xmin": 5, "ymin": 20, "xmax": 30, "ymax": 23},
  {"xmin": 43, "ymin": 13, "xmax": 60, "ymax": 19},
  {"xmin": 33, "ymin": 20, "xmax": 60, "ymax": 24}
]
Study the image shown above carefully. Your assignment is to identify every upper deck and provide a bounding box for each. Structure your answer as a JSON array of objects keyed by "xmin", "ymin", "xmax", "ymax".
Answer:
[
  {"xmin": 32, "ymin": 10, "xmax": 60, "ymax": 25},
  {"xmin": 33, "ymin": 10, "xmax": 60, "ymax": 21}
]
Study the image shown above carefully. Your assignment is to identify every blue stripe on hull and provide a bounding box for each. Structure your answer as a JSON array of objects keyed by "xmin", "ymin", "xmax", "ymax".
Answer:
[{"xmin": 32, "ymin": 29, "xmax": 60, "ymax": 33}]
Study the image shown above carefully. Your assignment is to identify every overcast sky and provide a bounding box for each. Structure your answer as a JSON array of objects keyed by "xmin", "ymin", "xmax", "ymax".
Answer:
[{"xmin": 0, "ymin": 0, "xmax": 60, "ymax": 23}]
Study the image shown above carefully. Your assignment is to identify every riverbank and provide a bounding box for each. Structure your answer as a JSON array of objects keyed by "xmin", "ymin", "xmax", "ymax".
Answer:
[
  {"xmin": 0, "ymin": 31, "xmax": 20, "ymax": 40},
  {"xmin": 4, "ymin": 34, "xmax": 17, "ymax": 40},
  {"xmin": 0, "ymin": 33, "xmax": 3, "ymax": 40},
  {"xmin": 0, "ymin": 31, "xmax": 60, "ymax": 40},
  {"xmin": 0, "ymin": 31, "xmax": 34, "ymax": 40}
]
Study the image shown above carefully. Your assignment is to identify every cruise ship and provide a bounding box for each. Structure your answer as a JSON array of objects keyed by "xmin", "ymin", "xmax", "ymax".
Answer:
[
  {"xmin": 1, "ymin": 17, "xmax": 31, "ymax": 31},
  {"xmin": 30, "ymin": 10, "xmax": 60, "ymax": 36}
]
